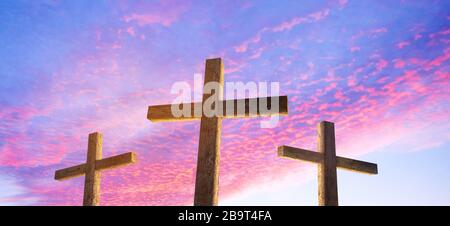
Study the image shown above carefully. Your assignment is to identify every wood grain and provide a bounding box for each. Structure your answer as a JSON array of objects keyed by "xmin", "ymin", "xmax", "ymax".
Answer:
[
  {"xmin": 54, "ymin": 152, "xmax": 137, "ymax": 181},
  {"xmin": 95, "ymin": 152, "xmax": 136, "ymax": 171},
  {"xmin": 278, "ymin": 145, "xmax": 377, "ymax": 174},
  {"xmin": 147, "ymin": 96, "xmax": 288, "ymax": 122},
  {"xmin": 146, "ymin": 57, "xmax": 289, "ymax": 206},
  {"xmin": 277, "ymin": 121, "xmax": 378, "ymax": 206},
  {"xmin": 336, "ymin": 156, "xmax": 377, "ymax": 175},
  {"xmin": 54, "ymin": 131, "xmax": 137, "ymax": 206},
  {"xmin": 83, "ymin": 132, "xmax": 102, "ymax": 206},
  {"xmin": 194, "ymin": 58, "xmax": 223, "ymax": 206},
  {"xmin": 54, "ymin": 163, "xmax": 86, "ymax": 181},
  {"xmin": 278, "ymin": 146, "xmax": 322, "ymax": 163},
  {"xmin": 317, "ymin": 121, "xmax": 338, "ymax": 206}
]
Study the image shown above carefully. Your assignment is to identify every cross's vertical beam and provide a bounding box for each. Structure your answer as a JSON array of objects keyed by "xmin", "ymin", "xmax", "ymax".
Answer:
[
  {"xmin": 194, "ymin": 58, "xmax": 224, "ymax": 206},
  {"xmin": 317, "ymin": 121, "xmax": 339, "ymax": 206},
  {"xmin": 83, "ymin": 132, "xmax": 102, "ymax": 206}
]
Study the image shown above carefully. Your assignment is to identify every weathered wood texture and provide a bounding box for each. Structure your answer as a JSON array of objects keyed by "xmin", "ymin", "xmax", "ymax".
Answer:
[
  {"xmin": 54, "ymin": 132, "xmax": 137, "ymax": 206},
  {"xmin": 278, "ymin": 146, "xmax": 377, "ymax": 174},
  {"xmin": 277, "ymin": 121, "xmax": 378, "ymax": 206},
  {"xmin": 147, "ymin": 96, "xmax": 288, "ymax": 122},
  {"xmin": 54, "ymin": 163, "xmax": 86, "ymax": 181},
  {"xmin": 278, "ymin": 146, "xmax": 322, "ymax": 163},
  {"xmin": 95, "ymin": 152, "xmax": 136, "ymax": 171},
  {"xmin": 317, "ymin": 121, "xmax": 338, "ymax": 206},
  {"xmin": 147, "ymin": 57, "xmax": 289, "ymax": 206},
  {"xmin": 194, "ymin": 58, "xmax": 223, "ymax": 206},
  {"xmin": 336, "ymin": 156, "xmax": 378, "ymax": 175},
  {"xmin": 55, "ymin": 152, "xmax": 137, "ymax": 180},
  {"xmin": 83, "ymin": 132, "xmax": 103, "ymax": 206}
]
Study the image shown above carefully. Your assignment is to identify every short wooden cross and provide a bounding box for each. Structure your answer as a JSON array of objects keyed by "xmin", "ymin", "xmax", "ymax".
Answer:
[
  {"xmin": 278, "ymin": 121, "xmax": 377, "ymax": 206},
  {"xmin": 147, "ymin": 58, "xmax": 288, "ymax": 206},
  {"xmin": 54, "ymin": 132, "xmax": 137, "ymax": 206}
]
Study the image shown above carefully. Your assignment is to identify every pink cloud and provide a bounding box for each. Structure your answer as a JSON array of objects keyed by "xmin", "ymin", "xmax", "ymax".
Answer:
[
  {"xmin": 370, "ymin": 27, "xmax": 388, "ymax": 34},
  {"xmin": 234, "ymin": 32, "xmax": 262, "ymax": 53},
  {"xmin": 126, "ymin": 27, "xmax": 136, "ymax": 36},
  {"xmin": 124, "ymin": 13, "xmax": 176, "ymax": 27},
  {"xmin": 429, "ymin": 29, "xmax": 450, "ymax": 39},
  {"xmin": 309, "ymin": 9, "xmax": 330, "ymax": 21},
  {"xmin": 111, "ymin": 43, "xmax": 122, "ymax": 49},
  {"xmin": 376, "ymin": 58, "xmax": 389, "ymax": 71},
  {"xmin": 334, "ymin": 90, "xmax": 346, "ymax": 101},
  {"xmin": 350, "ymin": 46, "xmax": 360, "ymax": 52},
  {"xmin": 347, "ymin": 76, "xmax": 357, "ymax": 86},
  {"xmin": 234, "ymin": 8, "xmax": 331, "ymax": 54},
  {"xmin": 3, "ymin": 1, "xmax": 450, "ymax": 206},
  {"xmin": 249, "ymin": 46, "xmax": 266, "ymax": 60},
  {"xmin": 272, "ymin": 17, "xmax": 308, "ymax": 32},
  {"xmin": 427, "ymin": 48, "xmax": 450, "ymax": 68},
  {"xmin": 122, "ymin": 1, "xmax": 189, "ymax": 27},
  {"xmin": 339, "ymin": 0, "xmax": 349, "ymax": 7},
  {"xmin": 272, "ymin": 9, "xmax": 330, "ymax": 32},
  {"xmin": 358, "ymin": 27, "xmax": 389, "ymax": 39},
  {"xmin": 414, "ymin": 33, "xmax": 422, "ymax": 40},
  {"xmin": 234, "ymin": 44, "xmax": 248, "ymax": 53},
  {"xmin": 397, "ymin": 41, "xmax": 410, "ymax": 49},
  {"xmin": 393, "ymin": 59, "xmax": 406, "ymax": 68},
  {"xmin": 224, "ymin": 58, "xmax": 247, "ymax": 74}
]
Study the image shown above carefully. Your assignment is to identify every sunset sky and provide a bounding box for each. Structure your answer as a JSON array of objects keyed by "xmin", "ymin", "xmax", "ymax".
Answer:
[{"xmin": 0, "ymin": 0, "xmax": 449, "ymax": 205}]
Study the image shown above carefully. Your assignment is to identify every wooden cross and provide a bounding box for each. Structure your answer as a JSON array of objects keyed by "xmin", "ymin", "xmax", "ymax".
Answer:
[
  {"xmin": 278, "ymin": 121, "xmax": 377, "ymax": 206},
  {"xmin": 147, "ymin": 58, "xmax": 288, "ymax": 206},
  {"xmin": 54, "ymin": 132, "xmax": 137, "ymax": 206}
]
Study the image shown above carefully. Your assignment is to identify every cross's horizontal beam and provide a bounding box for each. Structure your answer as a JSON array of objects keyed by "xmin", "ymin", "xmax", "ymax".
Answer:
[
  {"xmin": 95, "ymin": 152, "xmax": 136, "ymax": 170},
  {"xmin": 54, "ymin": 162, "xmax": 86, "ymax": 181},
  {"xmin": 54, "ymin": 152, "xmax": 137, "ymax": 181},
  {"xmin": 278, "ymin": 146, "xmax": 378, "ymax": 175},
  {"xmin": 147, "ymin": 96, "xmax": 288, "ymax": 122}
]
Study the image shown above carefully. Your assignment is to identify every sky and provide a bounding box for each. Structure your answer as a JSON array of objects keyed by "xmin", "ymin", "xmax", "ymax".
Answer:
[{"xmin": 0, "ymin": 0, "xmax": 449, "ymax": 206}]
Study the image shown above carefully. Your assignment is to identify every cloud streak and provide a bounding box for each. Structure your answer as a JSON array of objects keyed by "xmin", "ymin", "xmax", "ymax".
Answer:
[{"xmin": 0, "ymin": 0, "xmax": 449, "ymax": 205}]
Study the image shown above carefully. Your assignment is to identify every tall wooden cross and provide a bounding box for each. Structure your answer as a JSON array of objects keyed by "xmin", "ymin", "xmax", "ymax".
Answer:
[
  {"xmin": 278, "ymin": 121, "xmax": 377, "ymax": 206},
  {"xmin": 54, "ymin": 132, "xmax": 137, "ymax": 206},
  {"xmin": 147, "ymin": 58, "xmax": 288, "ymax": 206}
]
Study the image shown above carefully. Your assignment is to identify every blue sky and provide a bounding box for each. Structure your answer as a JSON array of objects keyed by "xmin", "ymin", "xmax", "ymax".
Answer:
[{"xmin": 0, "ymin": 0, "xmax": 449, "ymax": 205}]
